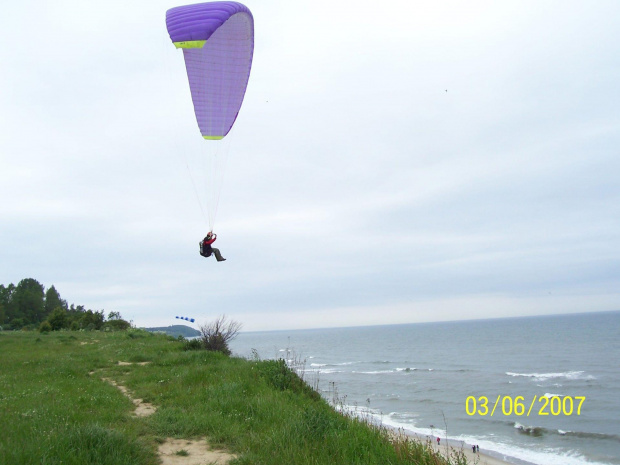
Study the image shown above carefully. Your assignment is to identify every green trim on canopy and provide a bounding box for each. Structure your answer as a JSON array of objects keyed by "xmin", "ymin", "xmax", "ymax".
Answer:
[
  {"xmin": 174, "ymin": 40, "xmax": 206, "ymax": 49},
  {"xmin": 203, "ymin": 135, "xmax": 224, "ymax": 140}
]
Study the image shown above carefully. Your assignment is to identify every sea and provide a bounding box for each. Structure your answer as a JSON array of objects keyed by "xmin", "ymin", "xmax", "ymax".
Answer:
[{"xmin": 229, "ymin": 311, "xmax": 620, "ymax": 465}]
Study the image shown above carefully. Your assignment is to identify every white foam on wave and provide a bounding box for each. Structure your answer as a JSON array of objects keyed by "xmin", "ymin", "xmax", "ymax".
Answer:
[
  {"xmin": 317, "ymin": 361, "xmax": 359, "ymax": 367},
  {"xmin": 380, "ymin": 412, "xmax": 442, "ymax": 437},
  {"xmin": 451, "ymin": 431, "xmax": 605, "ymax": 465},
  {"xmin": 352, "ymin": 370, "xmax": 394, "ymax": 374},
  {"xmin": 307, "ymin": 367, "xmax": 343, "ymax": 374},
  {"xmin": 395, "ymin": 367, "xmax": 433, "ymax": 372},
  {"xmin": 505, "ymin": 371, "xmax": 595, "ymax": 382},
  {"xmin": 305, "ymin": 360, "xmax": 362, "ymax": 374},
  {"xmin": 361, "ymin": 411, "xmax": 611, "ymax": 465},
  {"xmin": 543, "ymin": 392, "xmax": 564, "ymax": 398},
  {"xmin": 348, "ymin": 367, "xmax": 434, "ymax": 375}
]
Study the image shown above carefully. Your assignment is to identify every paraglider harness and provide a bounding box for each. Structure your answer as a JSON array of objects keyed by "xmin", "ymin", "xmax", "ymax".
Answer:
[{"xmin": 200, "ymin": 234, "xmax": 216, "ymax": 258}]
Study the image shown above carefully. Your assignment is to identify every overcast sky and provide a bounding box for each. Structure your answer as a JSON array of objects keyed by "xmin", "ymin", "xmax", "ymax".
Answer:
[{"xmin": 1, "ymin": 0, "xmax": 619, "ymax": 331}]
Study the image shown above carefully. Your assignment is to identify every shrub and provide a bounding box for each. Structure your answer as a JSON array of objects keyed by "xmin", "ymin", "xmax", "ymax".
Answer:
[
  {"xmin": 126, "ymin": 328, "xmax": 149, "ymax": 339},
  {"xmin": 199, "ymin": 315, "xmax": 241, "ymax": 355},
  {"xmin": 104, "ymin": 319, "xmax": 131, "ymax": 331},
  {"xmin": 39, "ymin": 321, "xmax": 52, "ymax": 333},
  {"xmin": 48, "ymin": 307, "xmax": 69, "ymax": 330},
  {"xmin": 183, "ymin": 338, "xmax": 203, "ymax": 351}
]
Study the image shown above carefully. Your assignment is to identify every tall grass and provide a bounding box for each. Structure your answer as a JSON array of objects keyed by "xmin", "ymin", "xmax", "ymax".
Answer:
[{"xmin": 0, "ymin": 331, "xmax": 472, "ymax": 465}]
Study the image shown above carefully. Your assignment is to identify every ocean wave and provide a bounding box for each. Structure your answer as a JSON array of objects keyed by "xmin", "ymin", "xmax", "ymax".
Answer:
[
  {"xmin": 395, "ymin": 367, "xmax": 434, "ymax": 372},
  {"xmin": 311, "ymin": 361, "xmax": 436, "ymax": 374},
  {"xmin": 559, "ymin": 430, "xmax": 620, "ymax": 442},
  {"xmin": 352, "ymin": 370, "xmax": 395, "ymax": 374},
  {"xmin": 338, "ymin": 404, "xmax": 618, "ymax": 465},
  {"xmin": 514, "ymin": 422, "xmax": 545, "ymax": 436},
  {"xmin": 371, "ymin": 393, "xmax": 401, "ymax": 401},
  {"xmin": 309, "ymin": 368, "xmax": 343, "ymax": 374},
  {"xmin": 378, "ymin": 415, "xmax": 610, "ymax": 465},
  {"xmin": 416, "ymin": 397, "xmax": 441, "ymax": 404},
  {"xmin": 514, "ymin": 423, "xmax": 620, "ymax": 442},
  {"xmin": 310, "ymin": 361, "xmax": 359, "ymax": 368},
  {"xmin": 350, "ymin": 367, "xmax": 434, "ymax": 375},
  {"xmin": 452, "ymin": 432, "xmax": 605, "ymax": 465},
  {"xmin": 543, "ymin": 392, "xmax": 564, "ymax": 398},
  {"xmin": 306, "ymin": 361, "xmax": 360, "ymax": 372},
  {"xmin": 505, "ymin": 371, "xmax": 595, "ymax": 382}
]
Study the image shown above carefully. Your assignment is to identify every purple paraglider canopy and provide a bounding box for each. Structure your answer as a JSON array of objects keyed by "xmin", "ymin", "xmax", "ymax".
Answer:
[{"xmin": 166, "ymin": 2, "xmax": 254, "ymax": 139}]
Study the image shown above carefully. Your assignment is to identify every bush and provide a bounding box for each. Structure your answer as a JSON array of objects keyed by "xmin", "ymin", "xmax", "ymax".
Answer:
[
  {"xmin": 104, "ymin": 319, "xmax": 131, "ymax": 331},
  {"xmin": 183, "ymin": 338, "xmax": 203, "ymax": 351},
  {"xmin": 126, "ymin": 328, "xmax": 150, "ymax": 339},
  {"xmin": 199, "ymin": 315, "xmax": 241, "ymax": 355},
  {"xmin": 39, "ymin": 321, "xmax": 52, "ymax": 333},
  {"xmin": 48, "ymin": 307, "xmax": 69, "ymax": 330}
]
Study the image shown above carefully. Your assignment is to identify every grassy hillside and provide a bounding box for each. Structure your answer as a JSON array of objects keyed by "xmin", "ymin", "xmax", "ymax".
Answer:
[{"xmin": 0, "ymin": 330, "xmax": 468, "ymax": 465}]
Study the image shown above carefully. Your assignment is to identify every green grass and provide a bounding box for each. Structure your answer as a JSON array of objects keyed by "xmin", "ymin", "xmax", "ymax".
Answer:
[{"xmin": 0, "ymin": 330, "xmax": 469, "ymax": 465}]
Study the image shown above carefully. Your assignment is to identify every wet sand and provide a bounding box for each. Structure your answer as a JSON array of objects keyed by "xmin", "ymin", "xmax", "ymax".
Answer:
[{"xmin": 398, "ymin": 430, "xmax": 519, "ymax": 465}]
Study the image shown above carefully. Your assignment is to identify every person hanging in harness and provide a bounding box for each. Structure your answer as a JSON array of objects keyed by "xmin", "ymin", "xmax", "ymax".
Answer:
[{"xmin": 199, "ymin": 232, "xmax": 226, "ymax": 262}]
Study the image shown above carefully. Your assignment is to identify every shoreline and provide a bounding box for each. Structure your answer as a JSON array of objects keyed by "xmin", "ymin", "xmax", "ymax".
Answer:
[
  {"xmin": 433, "ymin": 437, "xmax": 520, "ymax": 465},
  {"xmin": 391, "ymin": 428, "xmax": 525, "ymax": 465}
]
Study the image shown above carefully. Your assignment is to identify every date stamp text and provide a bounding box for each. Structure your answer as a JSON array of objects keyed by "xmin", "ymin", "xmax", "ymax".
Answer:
[{"xmin": 465, "ymin": 395, "xmax": 585, "ymax": 416}]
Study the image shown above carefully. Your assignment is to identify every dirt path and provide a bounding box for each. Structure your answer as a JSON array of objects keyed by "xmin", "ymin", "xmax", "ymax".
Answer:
[
  {"xmin": 93, "ymin": 362, "xmax": 236, "ymax": 464},
  {"xmin": 157, "ymin": 438, "xmax": 236, "ymax": 465},
  {"xmin": 101, "ymin": 377, "xmax": 157, "ymax": 417}
]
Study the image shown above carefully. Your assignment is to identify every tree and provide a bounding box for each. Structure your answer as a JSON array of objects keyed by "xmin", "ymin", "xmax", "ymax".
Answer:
[
  {"xmin": 0, "ymin": 284, "xmax": 15, "ymax": 326},
  {"xmin": 103, "ymin": 310, "xmax": 130, "ymax": 331},
  {"xmin": 199, "ymin": 315, "xmax": 242, "ymax": 355},
  {"xmin": 13, "ymin": 279, "xmax": 45, "ymax": 325},
  {"xmin": 10, "ymin": 318, "xmax": 25, "ymax": 330},
  {"xmin": 80, "ymin": 310, "xmax": 105, "ymax": 331},
  {"xmin": 44, "ymin": 286, "xmax": 66, "ymax": 318},
  {"xmin": 107, "ymin": 311, "xmax": 122, "ymax": 320},
  {"xmin": 0, "ymin": 290, "xmax": 6, "ymax": 327},
  {"xmin": 47, "ymin": 307, "xmax": 69, "ymax": 331}
]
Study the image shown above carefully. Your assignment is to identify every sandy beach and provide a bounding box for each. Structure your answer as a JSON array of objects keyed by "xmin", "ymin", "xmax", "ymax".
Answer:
[
  {"xmin": 456, "ymin": 444, "xmax": 513, "ymax": 465},
  {"xmin": 432, "ymin": 436, "xmax": 516, "ymax": 465},
  {"xmin": 396, "ymin": 430, "xmax": 517, "ymax": 465}
]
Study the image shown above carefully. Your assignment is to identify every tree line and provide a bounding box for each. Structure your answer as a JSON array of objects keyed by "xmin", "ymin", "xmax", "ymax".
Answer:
[{"xmin": 0, "ymin": 278, "xmax": 130, "ymax": 332}]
